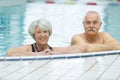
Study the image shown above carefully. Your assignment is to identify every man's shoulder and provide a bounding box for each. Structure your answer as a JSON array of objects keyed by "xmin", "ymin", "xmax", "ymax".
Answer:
[
  {"xmin": 72, "ymin": 33, "xmax": 83, "ymax": 37},
  {"xmin": 99, "ymin": 32, "xmax": 111, "ymax": 38},
  {"xmin": 99, "ymin": 32, "xmax": 108, "ymax": 35},
  {"xmin": 71, "ymin": 33, "xmax": 84, "ymax": 42}
]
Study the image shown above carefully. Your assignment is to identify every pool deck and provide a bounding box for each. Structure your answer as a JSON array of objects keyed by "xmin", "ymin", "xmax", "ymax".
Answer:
[{"xmin": 0, "ymin": 51, "xmax": 120, "ymax": 80}]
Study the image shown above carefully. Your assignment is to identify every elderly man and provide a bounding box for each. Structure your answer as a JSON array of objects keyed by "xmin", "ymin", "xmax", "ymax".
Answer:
[{"xmin": 71, "ymin": 11, "xmax": 120, "ymax": 52}]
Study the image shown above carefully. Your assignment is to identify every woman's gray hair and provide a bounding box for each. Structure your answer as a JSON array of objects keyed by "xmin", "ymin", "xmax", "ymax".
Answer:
[{"xmin": 28, "ymin": 18, "xmax": 52, "ymax": 39}]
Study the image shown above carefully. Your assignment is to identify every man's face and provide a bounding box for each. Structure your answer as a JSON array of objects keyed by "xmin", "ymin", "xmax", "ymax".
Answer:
[
  {"xmin": 83, "ymin": 13, "xmax": 102, "ymax": 36},
  {"xmin": 34, "ymin": 26, "xmax": 50, "ymax": 45}
]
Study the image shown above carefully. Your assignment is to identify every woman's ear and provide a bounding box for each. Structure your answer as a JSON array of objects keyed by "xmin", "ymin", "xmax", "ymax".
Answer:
[{"xmin": 33, "ymin": 34, "xmax": 35, "ymax": 40}]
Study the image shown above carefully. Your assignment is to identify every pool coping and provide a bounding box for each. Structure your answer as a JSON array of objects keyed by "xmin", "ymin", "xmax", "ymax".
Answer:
[{"xmin": 0, "ymin": 50, "xmax": 120, "ymax": 61}]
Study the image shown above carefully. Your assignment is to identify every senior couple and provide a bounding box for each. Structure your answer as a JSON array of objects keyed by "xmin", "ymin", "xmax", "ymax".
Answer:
[{"xmin": 7, "ymin": 11, "xmax": 120, "ymax": 56}]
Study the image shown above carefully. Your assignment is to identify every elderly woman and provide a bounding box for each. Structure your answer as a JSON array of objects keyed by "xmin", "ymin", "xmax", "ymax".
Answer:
[
  {"xmin": 7, "ymin": 18, "xmax": 85, "ymax": 56},
  {"xmin": 7, "ymin": 19, "xmax": 53, "ymax": 56}
]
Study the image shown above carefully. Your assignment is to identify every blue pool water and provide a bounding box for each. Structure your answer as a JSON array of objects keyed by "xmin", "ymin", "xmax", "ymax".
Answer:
[{"xmin": 0, "ymin": 0, "xmax": 120, "ymax": 56}]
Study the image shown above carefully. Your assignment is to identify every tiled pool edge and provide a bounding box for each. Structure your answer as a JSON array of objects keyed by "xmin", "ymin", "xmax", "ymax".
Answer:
[{"xmin": 0, "ymin": 50, "xmax": 120, "ymax": 61}]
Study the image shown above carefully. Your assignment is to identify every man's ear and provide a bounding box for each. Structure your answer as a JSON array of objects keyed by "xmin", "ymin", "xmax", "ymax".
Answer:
[
  {"xmin": 100, "ymin": 22, "xmax": 102, "ymax": 28},
  {"xmin": 101, "ymin": 22, "xmax": 102, "ymax": 25},
  {"xmin": 83, "ymin": 21, "xmax": 85, "ymax": 26},
  {"xmin": 83, "ymin": 21, "xmax": 84, "ymax": 24}
]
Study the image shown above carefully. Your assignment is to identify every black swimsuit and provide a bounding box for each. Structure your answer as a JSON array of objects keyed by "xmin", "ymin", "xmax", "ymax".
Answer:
[{"xmin": 31, "ymin": 43, "xmax": 53, "ymax": 52}]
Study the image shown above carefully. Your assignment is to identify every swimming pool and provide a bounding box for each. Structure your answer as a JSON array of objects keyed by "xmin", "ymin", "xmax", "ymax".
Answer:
[{"xmin": 0, "ymin": 0, "xmax": 120, "ymax": 56}]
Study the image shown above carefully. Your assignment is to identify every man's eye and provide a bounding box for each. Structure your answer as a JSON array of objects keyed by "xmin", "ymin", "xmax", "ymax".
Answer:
[
  {"xmin": 86, "ymin": 21, "xmax": 90, "ymax": 24},
  {"xmin": 93, "ymin": 21, "xmax": 97, "ymax": 24}
]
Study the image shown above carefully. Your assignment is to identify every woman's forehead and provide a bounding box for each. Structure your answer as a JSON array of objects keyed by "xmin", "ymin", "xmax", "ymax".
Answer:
[{"xmin": 35, "ymin": 26, "xmax": 47, "ymax": 31}]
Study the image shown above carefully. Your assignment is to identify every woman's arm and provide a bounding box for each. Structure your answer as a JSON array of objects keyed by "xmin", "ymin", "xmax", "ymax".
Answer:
[
  {"xmin": 51, "ymin": 45, "xmax": 85, "ymax": 55},
  {"xmin": 6, "ymin": 45, "xmax": 40, "ymax": 56}
]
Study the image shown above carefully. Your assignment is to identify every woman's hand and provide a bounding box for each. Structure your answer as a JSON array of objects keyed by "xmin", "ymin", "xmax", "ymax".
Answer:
[{"xmin": 36, "ymin": 49, "xmax": 53, "ymax": 55}]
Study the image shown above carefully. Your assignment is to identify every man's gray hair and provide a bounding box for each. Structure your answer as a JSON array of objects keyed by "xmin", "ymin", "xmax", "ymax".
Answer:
[
  {"xmin": 83, "ymin": 11, "xmax": 101, "ymax": 22},
  {"xmin": 28, "ymin": 18, "xmax": 52, "ymax": 39}
]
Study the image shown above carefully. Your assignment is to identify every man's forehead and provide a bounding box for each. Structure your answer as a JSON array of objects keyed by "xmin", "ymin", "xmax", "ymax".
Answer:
[
  {"xmin": 85, "ymin": 14, "xmax": 100, "ymax": 21},
  {"xmin": 86, "ymin": 12, "xmax": 98, "ymax": 17},
  {"xmin": 85, "ymin": 17, "xmax": 98, "ymax": 21}
]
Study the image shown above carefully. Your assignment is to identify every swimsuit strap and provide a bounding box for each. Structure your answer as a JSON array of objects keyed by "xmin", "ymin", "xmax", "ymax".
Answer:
[
  {"xmin": 31, "ymin": 44, "xmax": 36, "ymax": 52},
  {"xmin": 47, "ymin": 44, "xmax": 53, "ymax": 50},
  {"xmin": 31, "ymin": 43, "xmax": 53, "ymax": 52}
]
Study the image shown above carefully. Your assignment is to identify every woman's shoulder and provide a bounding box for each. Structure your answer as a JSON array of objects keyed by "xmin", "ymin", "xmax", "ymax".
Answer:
[
  {"xmin": 9, "ymin": 44, "xmax": 32, "ymax": 52},
  {"xmin": 23, "ymin": 44, "xmax": 32, "ymax": 51}
]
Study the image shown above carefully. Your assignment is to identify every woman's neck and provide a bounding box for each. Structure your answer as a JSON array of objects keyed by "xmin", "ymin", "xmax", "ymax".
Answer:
[{"xmin": 35, "ymin": 43, "xmax": 48, "ymax": 52}]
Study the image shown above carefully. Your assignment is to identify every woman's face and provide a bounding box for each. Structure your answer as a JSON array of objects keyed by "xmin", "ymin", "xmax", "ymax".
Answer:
[{"xmin": 34, "ymin": 26, "xmax": 50, "ymax": 45}]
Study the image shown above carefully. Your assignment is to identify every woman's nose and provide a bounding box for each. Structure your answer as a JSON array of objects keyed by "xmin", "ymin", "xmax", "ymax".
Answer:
[{"xmin": 41, "ymin": 32, "xmax": 45, "ymax": 36}]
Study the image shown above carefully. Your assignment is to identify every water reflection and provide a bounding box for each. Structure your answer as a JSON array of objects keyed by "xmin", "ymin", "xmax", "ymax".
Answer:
[
  {"xmin": 0, "ymin": 4, "xmax": 26, "ymax": 56},
  {"xmin": 104, "ymin": 4, "xmax": 120, "ymax": 41}
]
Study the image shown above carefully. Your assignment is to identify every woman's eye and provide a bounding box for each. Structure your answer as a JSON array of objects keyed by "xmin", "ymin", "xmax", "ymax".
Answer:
[
  {"xmin": 37, "ymin": 31, "xmax": 41, "ymax": 33},
  {"xmin": 44, "ymin": 31, "xmax": 47, "ymax": 33}
]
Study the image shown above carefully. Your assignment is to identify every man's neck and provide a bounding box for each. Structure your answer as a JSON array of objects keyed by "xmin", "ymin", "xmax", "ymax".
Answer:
[{"xmin": 85, "ymin": 33, "xmax": 98, "ymax": 43}]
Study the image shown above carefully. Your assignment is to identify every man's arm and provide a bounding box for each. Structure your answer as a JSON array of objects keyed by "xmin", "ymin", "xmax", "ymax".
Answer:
[
  {"xmin": 86, "ymin": 43, "xmax": 120, "ymax": 52},
  {"xmin": 87, "ymin": 32, "xmax": 120, "ymax": 52}
]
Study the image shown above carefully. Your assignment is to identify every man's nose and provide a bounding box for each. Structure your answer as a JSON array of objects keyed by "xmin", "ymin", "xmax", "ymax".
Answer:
[{"xmin": 90, "ymin": 23, "xmax": 93, "ymax": 27}]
